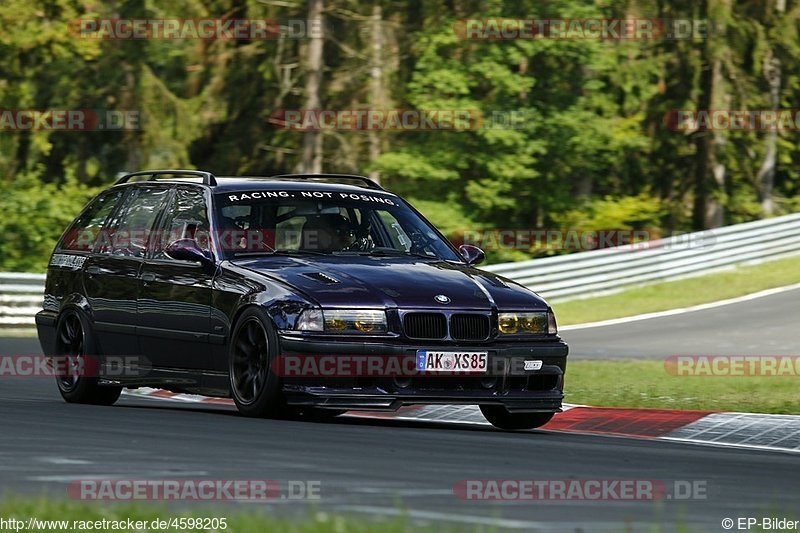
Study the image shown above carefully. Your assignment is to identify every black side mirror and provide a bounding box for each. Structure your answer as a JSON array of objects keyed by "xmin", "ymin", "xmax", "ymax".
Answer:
[
  {"xmin": 164, "ymin": 238, "xmax": 213, "ymax": 264},
  {"xmin": 458, "ymin": 244, "xmax": 485, "ymax": 266}
]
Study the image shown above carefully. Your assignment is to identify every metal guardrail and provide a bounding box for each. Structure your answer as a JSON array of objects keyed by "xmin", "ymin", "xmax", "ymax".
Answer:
[
  {"xmin": 2, "ymin": 213, "xmax": 800, "ymax": 328},
  {"xmin": 0, "ymin": 272, "xmax": 45, "ymax": 329},
  {"xmin": 483, "ymin": 212, "xmax": 800, "ymax": 301}
]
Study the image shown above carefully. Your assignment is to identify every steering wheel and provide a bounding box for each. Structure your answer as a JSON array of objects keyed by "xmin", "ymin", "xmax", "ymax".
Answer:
[
  {"xmin": 409, "ymin": 231, "xmax": 434, "ymax": 255},
  {"xmin": 343, "ymin": 218, "xmax": 374, "ymax": 252}
]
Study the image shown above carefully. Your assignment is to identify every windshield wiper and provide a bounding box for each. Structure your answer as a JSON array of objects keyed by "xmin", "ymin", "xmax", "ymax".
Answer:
[
  {"xmin": 234, "ymin": 249, "xmax": 327, "ymax": 257},
  {"xmin": 341, "ymin": 249, "xmax": 436, "ymax": 260}
]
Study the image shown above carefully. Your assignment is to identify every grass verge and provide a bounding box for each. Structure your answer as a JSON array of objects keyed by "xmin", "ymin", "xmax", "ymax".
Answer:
[
  {"xmin": 0, "ymin": 495, "xmax": 723, "ymax": 533},
  {"xmin": 0, "ymin": 497, "xmax": 434, "ymax": 533},
  {"xmin": 553, "ymin": 254, "xmax": 800, "ymax": 326},
  {"xmin": 566, "ymin": 360, "xmax": 799, "ymax": 414},
  {"xmin": 0, "ymin": 328, "xmax": 37, "ymax": 338}
]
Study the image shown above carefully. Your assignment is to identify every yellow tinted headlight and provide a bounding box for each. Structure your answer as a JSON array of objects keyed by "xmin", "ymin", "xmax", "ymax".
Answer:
[
  {"xmin": 520, "ymin": 313, "xmax": 545, "ymax": 333},
  {"xmin": 323, "ymin": 309, "xmax": 387, "ymax": 334},
  {"xmin": 354, "ymin": 319, "xmax": 375, "ymax": 332},
  {"xmin": 498, "ymin": 312, "xmax": 547, "ymax": 335},
  {"xmin": 325, "ymin": 317, "xmax": 347, "ymax": 331},
  {"xmin": 498, "ymin": 313, "xmax": 519, "ymax": 334}
]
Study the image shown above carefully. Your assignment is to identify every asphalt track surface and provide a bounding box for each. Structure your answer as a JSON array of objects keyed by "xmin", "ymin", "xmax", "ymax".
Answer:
[
  {"xmin": 562, "ymin": 286, "xmax": 800, "ymax": 359},
  {"xmin": 1, "ymin": 290, "xmax": 798, "ymax": 531}
]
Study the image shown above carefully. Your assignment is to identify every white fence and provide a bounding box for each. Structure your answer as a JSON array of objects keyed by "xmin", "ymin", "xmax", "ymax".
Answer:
[
  {"xmin": 2, "ymin": 213, "xmax": 800, "ymax": 329},
  {"xmin": 483, "ymin": 212, "xmax": 800, "ymax": 300},
  {"xmin": 0, "ymin": 272, "xmax": 46, "ymax": 329}
]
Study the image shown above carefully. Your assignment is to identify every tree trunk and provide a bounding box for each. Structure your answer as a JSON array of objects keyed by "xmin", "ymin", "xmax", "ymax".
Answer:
[
  {"xmin": 755, "ymin": 0, "xmax": 785, "ymax": 216},
  {"xmin": 300, "ymin": 0, "xmax": 324, "ymax": 173},
  {"xmin": 705, "ymin": 46, "xmax": 727, "ymax": 228},
  {"xmin": 693, "ymin": 0, "xmax": 728, "ymax": 229},
  {"xmin": 368, "ymin": 4, "xmax": 384, "ymax": 185},
  {"xmin": 575, "ymin": 176, "xmax": 592, "ymax": 198}
]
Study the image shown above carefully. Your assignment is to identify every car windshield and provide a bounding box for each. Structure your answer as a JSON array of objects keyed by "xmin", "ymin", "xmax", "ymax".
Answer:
[{"xmin": 215, "ymin": 190, "xmax": 461, "ymax": 261}]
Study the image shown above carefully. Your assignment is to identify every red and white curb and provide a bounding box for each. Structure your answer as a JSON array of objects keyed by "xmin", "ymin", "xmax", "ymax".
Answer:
[
  {"xmin": 122, "ymin": 387, "xmax": 233, "ymax": 405},
  {"xmin": 122, "ymin": 388, "xmax": 800, "ymax": 453}
]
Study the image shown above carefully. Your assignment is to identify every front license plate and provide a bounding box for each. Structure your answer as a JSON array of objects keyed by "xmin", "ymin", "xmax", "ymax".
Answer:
[{"xmin": 416, "ymin": 350, "xmax": 488, "ymax": 373}]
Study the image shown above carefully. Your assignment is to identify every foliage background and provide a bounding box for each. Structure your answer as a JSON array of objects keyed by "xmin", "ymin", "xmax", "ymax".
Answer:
[{"xmin": 1, "ymin": 0, "xmax": 799, "ymax": 270}]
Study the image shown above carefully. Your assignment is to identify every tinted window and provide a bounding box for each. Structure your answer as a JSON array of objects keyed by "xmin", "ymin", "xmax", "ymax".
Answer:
[
  {"xmin": 152, "ymin": 188, "xmax": 211, "ymax": 259},
  {"xmin": 59, "ymin": 190, "xmax": 124, "ymax": 252},
  {"xmin": 215, "ymin": 191, "xmax": 460, "ymax": 260},
  {"xmin": 98, "ymin": 187, "xmax": 170, "ymax": 258}
]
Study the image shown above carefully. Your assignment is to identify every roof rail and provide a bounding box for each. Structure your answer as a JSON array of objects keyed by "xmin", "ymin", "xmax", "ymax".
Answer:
[
  {"xmin": 268, "ymin": 173, "xmax": 384, "ymax": 191},
  {"xmin": 116, "ymin": 169, "xmax": 217, "ymax": 186}
]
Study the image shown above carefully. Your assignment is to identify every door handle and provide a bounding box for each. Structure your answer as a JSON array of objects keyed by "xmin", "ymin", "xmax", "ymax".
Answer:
[
  {"xmin": 141, "ymin": 272, "xmax": 156, "ymax": 283},
  {"xmin": 86, "ymin": 266, "xmax": 101, "ymax": 276}
]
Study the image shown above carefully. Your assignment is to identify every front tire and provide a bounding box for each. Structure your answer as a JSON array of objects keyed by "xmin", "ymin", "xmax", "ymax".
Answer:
[
  {"xmin": 228, "ymin": 307, "xmax": 288, "ymax": 418},
  {"xmin": 54, "ymin": 308, "xmax": 122, "ymax": 406},
  {"xmin": 480, "ymin": 405, "xmax": 554, "ymax": 430}
]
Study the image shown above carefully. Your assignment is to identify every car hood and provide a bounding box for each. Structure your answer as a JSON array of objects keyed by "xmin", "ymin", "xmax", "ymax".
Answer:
[{"xmin": 231, "ymin": 255, "xmax": 548, "ymax": 310}]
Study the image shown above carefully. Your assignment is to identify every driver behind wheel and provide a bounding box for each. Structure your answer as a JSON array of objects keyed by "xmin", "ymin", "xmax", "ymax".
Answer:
[{"xmin": 300, "ymin": 214, "xmax": 356, "ymax": 252}]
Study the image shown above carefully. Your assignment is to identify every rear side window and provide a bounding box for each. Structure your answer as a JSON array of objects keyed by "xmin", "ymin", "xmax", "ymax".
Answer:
[
  {"xmin": 59, "ymin": 190, "xmax": 124, "ymax": 252},
  {"xmin": 98, "ymin": 187, "xmax": 170, "ymax": 258}
]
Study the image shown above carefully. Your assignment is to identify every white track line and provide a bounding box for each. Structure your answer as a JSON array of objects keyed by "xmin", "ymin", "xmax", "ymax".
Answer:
[
  {"xmin": 659, "ymin": 437, "xmax": 800, "ymax": 455},
  {"xmin": 338, "ymin": 505, "xmax": 566, "ymax": 530},
  {"xmin": 560, "ymin": 283, "xmax": 800, "ymax": 331}
]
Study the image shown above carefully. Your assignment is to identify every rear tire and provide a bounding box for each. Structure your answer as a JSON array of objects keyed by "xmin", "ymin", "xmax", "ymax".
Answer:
[
  {"xmin": 228, "ymin": 307, "xmax": 289, "ymax": 418},
  {"xmin": 480, "ymin": 405, "xmax": 554, "ymax": 430},
  {"xmin": 54, "ymin": 308, "xmax": 122, "ymax": 406}
]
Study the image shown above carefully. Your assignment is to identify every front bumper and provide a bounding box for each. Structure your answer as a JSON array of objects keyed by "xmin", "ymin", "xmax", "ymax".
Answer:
[{"xmin": 278, "ymin": 334, "xmax": 568, "ymax": 413}]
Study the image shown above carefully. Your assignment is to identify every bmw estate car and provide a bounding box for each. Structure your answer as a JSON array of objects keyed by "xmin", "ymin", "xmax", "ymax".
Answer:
[{"xmin": 36, "ymin": 170, "xmax": 569, "ymax": 430}]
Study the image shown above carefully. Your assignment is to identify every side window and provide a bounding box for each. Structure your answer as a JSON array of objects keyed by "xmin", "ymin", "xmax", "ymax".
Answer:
[
  {"xmin": 219, "ymin": 205, "xmax": 251, "ymax": 230},
  {"xmin": 59, "ymin": 190, "xmax": 124, "ymax": 252},
  {"xmin": 98, "ymin": 187, "xmax": 170, "ymax": 258},
  {"xmin": 153, "ymin": 188, "xmax": 211, "ymax": 259}
]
